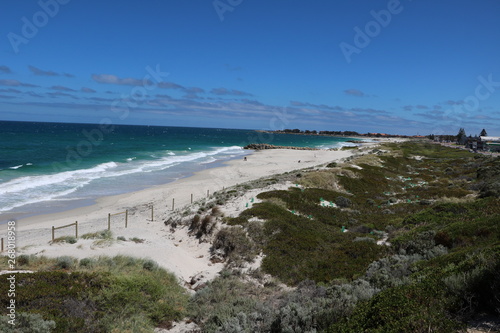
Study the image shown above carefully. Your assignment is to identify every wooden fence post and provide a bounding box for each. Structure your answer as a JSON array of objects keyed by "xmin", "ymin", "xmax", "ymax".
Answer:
[
  {"xmin": 151, "ymin": 205, "xmax": 154, "ymax": 221},
  {"xmin": 207, "ymin": 189, "xmax": 209, "ymax": 197},
  {"xmin": 75, "ymin": 221, "xmax": 78, "ymax": 238},
  {"xmin": 108, "ymin": 213, "xmax": 111, "ymax": 231},
  {"xmin": 125, "ymin": 210, "xmax": 128, "ymax": 228},
  {"xmin": 191, "ymin": 193, "xmax": 193, "ymax": 204},
  {"xmin": 1, "ymin": 238, "xmax": 3, "ymax": 252},
  {"xmin": 172, "ymin": 198, "xmax": 175, "ymax": 210},
  {"xmin": 52, "ymin": 226, "xmax": 55, "ymax": 241}
]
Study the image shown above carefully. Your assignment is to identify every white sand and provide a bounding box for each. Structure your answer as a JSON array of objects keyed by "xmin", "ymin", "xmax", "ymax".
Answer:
[{"xmin": 0, "ymin": 147, "xmax": 372, "ymax": 287}]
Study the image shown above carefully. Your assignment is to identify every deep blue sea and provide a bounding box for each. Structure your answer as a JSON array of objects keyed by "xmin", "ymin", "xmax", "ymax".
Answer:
[{"xmin": 0, "ymin": 121, "xmax": 356, "ymax": 221}]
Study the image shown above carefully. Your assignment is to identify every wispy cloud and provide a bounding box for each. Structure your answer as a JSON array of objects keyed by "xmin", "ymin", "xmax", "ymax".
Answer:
[
  {"xmin": 0, "ymin": 79, "xmax": 38, "ymax": 87},
  {"xmin": 445, "ymin": 100, "xmax": 464, "ymax": 105},
  {"xmin": 47, "ymin": 91, "xmax": 79, "ymax": 99},
  {"xmin": 51, "ymin": 85, "xmax": 76, "ymax": 92},
  {"xmin": 157, "ymin": 82, "xmax": 184, "ymax": 90},
  {"xmin": 28, "ymin": 65, "xmax": 58, "ymax": 76},
  {"xmin": 185, "ymin": 87, "xmax": 205, "ymax": 94},
  {"xmin": 416, "ymin": 105, "xmax": 429, "ymax": 109},
  {"xmin": 27, "ymin": 91, "xmax": 44, "ymax": 98},
  {"xmin": 81, "ymin": 87, "xmax": 96, "ymax": 93},
  {"xmin": 0, "ymin": 88, "xmax": 21, "ymax": 94},
  {"xmin": 92, "ymin": 74, "xmax": 153, "ymax": 86},
  {"xmin": 344, "ymin": 88, "xmax": 365, "ymax": 97},
  {"xmin": 210, "ymin": 87, "xmax": 253, "ymax": 96},
  {"xmin": 0, "ymin": 66, "xmax": 12, "ymax": 74}
]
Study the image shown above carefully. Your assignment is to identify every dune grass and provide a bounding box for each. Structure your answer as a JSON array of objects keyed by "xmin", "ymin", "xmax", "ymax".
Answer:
[{"xmin": 0, "ymin": 255, "xmax": 189, "ymax": 333}]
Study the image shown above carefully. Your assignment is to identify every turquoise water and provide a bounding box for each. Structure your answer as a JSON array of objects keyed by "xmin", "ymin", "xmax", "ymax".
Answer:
[{"xmin": 0, "ymin": 121, "xmax": 355, "ymax": 221}]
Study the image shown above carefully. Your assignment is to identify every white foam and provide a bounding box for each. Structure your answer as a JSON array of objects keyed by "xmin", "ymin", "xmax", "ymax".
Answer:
[
  {"xmin": 0, "ymin": 147, "xmax": 245, "ymax": 213},
  {"xmin": 200, "ymin": 157, "xmax": 217, "ymax": 164}
]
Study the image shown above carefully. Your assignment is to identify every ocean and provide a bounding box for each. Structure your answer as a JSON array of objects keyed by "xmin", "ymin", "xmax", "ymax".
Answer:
[{"xmin": 0, "ymin": 121, "xmax": 356, "ymax": 222}]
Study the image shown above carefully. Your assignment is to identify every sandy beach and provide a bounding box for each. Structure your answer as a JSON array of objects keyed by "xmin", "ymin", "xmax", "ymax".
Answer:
[{"xmin": 0, "ymin": 144, "xmax": 382, "ymax": 287}]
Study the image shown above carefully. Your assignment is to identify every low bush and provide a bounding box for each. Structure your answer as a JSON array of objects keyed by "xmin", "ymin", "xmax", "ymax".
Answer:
[
  {"xmin": 0, "ymin": 312, "xmax": 56, "ymax": 333},
  {"xmin": 79, "ymin": 257, "xmax": 96, "ymax": 268},
  {"xmin": 336, "ymin": 196, "xmax": 352, "ymax": 208},
  {"xmin": 51, "ymin": 236, "xmax": 77, "ymax": 244},
  {"xmin": 142, "ymin": 259, "xmax": 159, "ymax": 271},
  {"xmin": 55, "ymin": 256, "xmax": 76, "ymax": 270},
  {"xmin": 17, "ymin": 254, "xmax": 31, "ymax": 266},
  {"xmin": 82, "ymin": 229, "xmax": 112, "ymax": 240},
  {"xmin": 212, "ymin": 227, "xmax": 256, "ymax": 262}
]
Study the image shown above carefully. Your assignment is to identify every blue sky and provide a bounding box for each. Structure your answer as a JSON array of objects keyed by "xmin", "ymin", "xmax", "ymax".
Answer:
[{"xmin": 1, "ymin": 0, "xmax": 499, "ymax": 135}]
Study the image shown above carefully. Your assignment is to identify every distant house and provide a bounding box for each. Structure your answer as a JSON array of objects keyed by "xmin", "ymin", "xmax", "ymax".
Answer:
[
  {"xmin": 465, "ymin": 136, "xmax": 482, "ymax": 151},
  {"xmin": 480, "ymin": 136, "xmax": 500, "ymax": 152}
]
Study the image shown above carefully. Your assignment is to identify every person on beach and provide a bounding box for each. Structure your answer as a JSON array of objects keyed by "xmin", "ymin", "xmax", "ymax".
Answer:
[{"xmin": 244, "ymin": 156, "xmax": 247, "ymax": 161}]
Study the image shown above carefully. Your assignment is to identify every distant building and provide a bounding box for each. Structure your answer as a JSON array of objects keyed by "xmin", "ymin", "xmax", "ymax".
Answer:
[{"xmin": 480, "ymin": 136, "xmax": 500, "ymax": 152}]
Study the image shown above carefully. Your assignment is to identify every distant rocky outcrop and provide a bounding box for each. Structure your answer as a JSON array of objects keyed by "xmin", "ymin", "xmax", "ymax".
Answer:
[{"xmin": 243, "ymin": 143, "xmax": 319, "ymax": 150}]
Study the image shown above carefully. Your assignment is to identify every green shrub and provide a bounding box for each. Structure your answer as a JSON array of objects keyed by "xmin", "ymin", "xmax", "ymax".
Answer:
[
  {"xmin": 82, "ymin": 229, "xmax": 112, "ymax": 240},
  {"xmin": 51, "ymin": 236, "xmax": 77, "ymax": 244},
  {"xmin": 130, "ymin": 237, "xmax": 145, "ymax": 243},
  {"xmin": 142, "ymin": 259, "xmax": 158, "ymax": 271},
  {"xmin": 117, "ymin": 236, "xmax": 126, "ymax": 241},
  {"xmin": 0, "ymin": 312, "xmax": 56, "ymax": 333},
  {"xmin": 79, "ymin": 257, "xmax": 95, "ymax": 268},
  {"xmin": 212, "ymin": 227, "xmax": 256, "ymax": 262},
  {"xmin": 329, "ymin": 281, "xmax": 463, "ymax": 333},
  {"xmin": 17, "ymin": 254, "xmax": 31, "ymax": 266},
  {"xmin": 55, "ymin": 256, "xmax": 75, "ymax": 270},
  {"xmin": 189, "ymin": 275, "xmax": 275, "ymax": 332},
  {"xmin": 336, "ymin": 196, "xmax": 352, "ymax": 208},
  {"xmin": 190, "ymin": 214, "xmax": 201, "ymax": 230}
]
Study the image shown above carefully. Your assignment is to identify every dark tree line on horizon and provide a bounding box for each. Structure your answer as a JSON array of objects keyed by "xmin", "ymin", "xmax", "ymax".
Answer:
[
  {"xmin": 428, "ymin": 128, "xmax": 490, "ymax": 144},
  {"xmin": 276, "ymin": 129, "xmax": 405, "ymax": 137}
]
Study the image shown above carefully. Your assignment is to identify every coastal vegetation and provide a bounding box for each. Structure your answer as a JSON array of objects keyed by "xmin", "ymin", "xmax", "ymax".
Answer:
[
  {"xmin": 0, "ymin": 256, "xmax": 189, "ymax": 332},
  {"xmin": 1, "ymin": 141, "xmax": 499, "ymax": 332},
  {"xmin": 189, "ymin": 141, "xmax": 500, "ymax": 332}
]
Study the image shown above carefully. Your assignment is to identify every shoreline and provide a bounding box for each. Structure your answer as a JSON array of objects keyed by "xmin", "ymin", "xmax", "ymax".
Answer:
[
  {"xmin": 0, "ymin": 143, "xmax": 383, "ymax": 285},
  {"xmin": 0, "ymin": 155, "xmax": 246, "ymax": 225}
]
